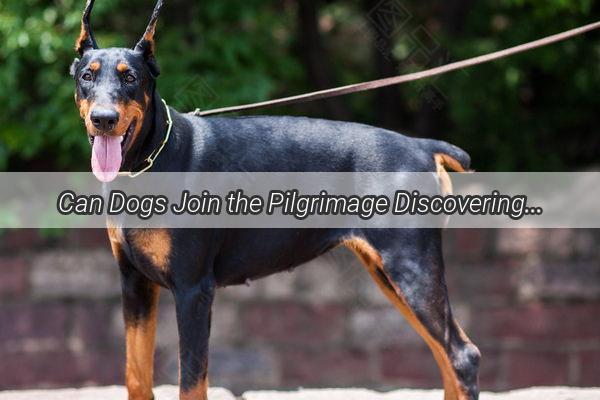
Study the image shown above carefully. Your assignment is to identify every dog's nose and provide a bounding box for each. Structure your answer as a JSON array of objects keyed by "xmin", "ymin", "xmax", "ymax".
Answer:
[{"xmin": 90, "ymin": 108, "xmax": 120, "ymax": 132}]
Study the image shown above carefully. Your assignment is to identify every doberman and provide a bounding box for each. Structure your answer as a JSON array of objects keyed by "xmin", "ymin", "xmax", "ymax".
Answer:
[{"xmin": 70, "ymin": 1, "xmax": 480, "ymax": 399}]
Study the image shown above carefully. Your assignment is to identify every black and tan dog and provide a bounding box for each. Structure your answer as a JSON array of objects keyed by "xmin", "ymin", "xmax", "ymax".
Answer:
[{"xmin": 70, "ymin": 1, "xmax": 480, "ymax": 399}]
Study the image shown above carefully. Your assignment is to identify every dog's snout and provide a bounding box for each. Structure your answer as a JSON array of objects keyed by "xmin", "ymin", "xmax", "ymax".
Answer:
[{"xmin": 90, "ymin": 108, "xmax": 120, "ymax": 132}]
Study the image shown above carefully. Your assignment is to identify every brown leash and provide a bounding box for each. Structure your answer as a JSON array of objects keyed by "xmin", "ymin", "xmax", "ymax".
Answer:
[{"xmin": 193, "ymin": 21, "xmax": 600, "ymax": 117}]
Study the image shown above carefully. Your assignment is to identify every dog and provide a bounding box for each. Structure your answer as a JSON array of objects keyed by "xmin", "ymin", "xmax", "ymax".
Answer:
[{"xmin": 70, "ymin": 1, "xmax": 480, "ymax": 399}]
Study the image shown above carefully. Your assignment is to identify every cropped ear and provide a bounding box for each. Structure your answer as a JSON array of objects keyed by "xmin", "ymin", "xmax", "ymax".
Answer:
[
  {"xmin": 69, "ymin": 58, "xmax": 81, "ymax": 77},
  {"xmin": 134, "ymin": 0, "xmax": 163, "ymax": 77},
  {"xmin": 75, "ymin": 0, "xmax": 98, "ymax": 55}
]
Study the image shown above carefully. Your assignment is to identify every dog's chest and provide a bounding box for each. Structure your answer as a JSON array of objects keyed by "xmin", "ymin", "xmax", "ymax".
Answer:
[{"xmin": 108, "ymin": 226, "xmax": 173, "ymax": 282}]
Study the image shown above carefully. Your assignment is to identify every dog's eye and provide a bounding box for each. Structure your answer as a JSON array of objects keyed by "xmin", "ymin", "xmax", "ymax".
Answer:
[
  {"xmin": 81, "ymin": 72, "xmax": 92, "ymax": 81},
  {"xmin": 125, "ymin": 73, "xmax": 136, "ymax": 84}
]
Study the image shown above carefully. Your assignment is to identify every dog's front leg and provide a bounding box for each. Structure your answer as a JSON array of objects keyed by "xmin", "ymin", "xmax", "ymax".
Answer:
[
  {"xmin": 174, "ymin": 277, "xmax": 215, "ymax": 400},
  {"xmin": 119, "ymin": 262, "xmax": 160, "ymax": 400}
]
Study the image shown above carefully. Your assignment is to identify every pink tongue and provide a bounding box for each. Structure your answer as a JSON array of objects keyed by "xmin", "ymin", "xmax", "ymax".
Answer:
[{"xmin": 91, "ymin": 136, "xmax": 122, "ymax": 182}]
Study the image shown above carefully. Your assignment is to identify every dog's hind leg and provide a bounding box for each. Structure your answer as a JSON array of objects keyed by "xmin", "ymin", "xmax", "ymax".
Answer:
[{"xmin": 344, "ymin": 230, "xmax": 480, "ymax": 400}]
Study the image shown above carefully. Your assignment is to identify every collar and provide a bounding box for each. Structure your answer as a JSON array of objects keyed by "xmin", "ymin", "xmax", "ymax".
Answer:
[{"xmin": 119, "ymin": 98, "xmax": 173, "ymax": 178}]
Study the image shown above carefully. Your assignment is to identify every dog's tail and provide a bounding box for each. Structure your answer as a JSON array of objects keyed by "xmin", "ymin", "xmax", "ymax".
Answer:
[
  {"xmin": 427, "ymin": 139, "xmax": 471, "ymax": 172},
  {"xmin": 423, "ymin": 139, "xmax": 472, "ymax": 195}
]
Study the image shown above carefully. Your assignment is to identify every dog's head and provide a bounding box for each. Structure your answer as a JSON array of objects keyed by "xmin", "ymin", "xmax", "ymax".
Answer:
[{"xmin": 70, "ymin": 0, "xmax": 163, "ymax": 182}]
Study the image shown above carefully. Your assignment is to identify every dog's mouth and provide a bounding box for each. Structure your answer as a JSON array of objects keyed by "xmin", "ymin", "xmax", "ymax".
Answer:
[
  {"xmin": 88, "ymin": 119, "xmax": 137, "ymax": 153},
  {"xmin": 89, "ymin": 119, "xmax": 137, "ymax": 183},
  {"xmin": 120, "ymin": 119, "xmax": 137, "ymax": 154}
]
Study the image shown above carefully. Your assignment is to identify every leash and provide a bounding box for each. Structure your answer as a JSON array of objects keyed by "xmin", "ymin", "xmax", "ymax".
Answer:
[
  {"xmin": 120, "ymin": 98, "xmax": 173, "ymax": 178},
  {"xmin": 193, "ymin": 21, "xmax": 600, "ymax": 117},
  {"xmin": 122, "ymin": 21, "xmax": 600, "ymax": 177}
]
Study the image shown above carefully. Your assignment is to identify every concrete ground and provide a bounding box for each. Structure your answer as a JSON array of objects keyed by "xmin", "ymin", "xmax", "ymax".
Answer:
[{"xmin": 0, "ymin": 386, "xmax": 599, "ymax": 399}]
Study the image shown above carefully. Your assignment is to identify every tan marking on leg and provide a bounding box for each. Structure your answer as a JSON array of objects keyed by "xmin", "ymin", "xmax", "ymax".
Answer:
[
  {"xmin": 125, "ymin": 284, "xmax": 159, "ymax": 400},
  {"xmin": 107, "ymin": 226, "xmax": 124, "ymax": 259},
  {"xmin": 343, "ymin": 236, "xmax": 382, "ymax": 266},
  {"xmin": 343, "ymin": 236, "xmax": 468, "ymax": 400},
  {"xmin": 130, "ymin": 229, "xmax": 172, "ymax": 271},
  {"xmin": 180, "ymin": 376, "xmax": 209, "ymax": 400}
]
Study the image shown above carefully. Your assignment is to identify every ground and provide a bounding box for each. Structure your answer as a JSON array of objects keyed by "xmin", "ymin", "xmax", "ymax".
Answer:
[{"xmin": 0, "ymin": 386, "xmax": 598, "ymax": 399}]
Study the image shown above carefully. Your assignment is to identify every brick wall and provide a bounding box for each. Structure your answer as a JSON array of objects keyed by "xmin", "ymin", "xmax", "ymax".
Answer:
[{"xmin": 0, "ymin": 229, "xmax": 599, "ymax": 392}]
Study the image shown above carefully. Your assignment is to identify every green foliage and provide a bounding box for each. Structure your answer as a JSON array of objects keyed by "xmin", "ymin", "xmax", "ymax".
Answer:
[
  {"xmin": 0, "ymin": 0, "xmax": 302, "ymax": 170},
  {"xmin": 0, "ymin": 0, "xmax": 85, "ymax": 169},
  {"xmin": 401, "ymin": 0, "xmax": 600, "ymax": 170},
  {"xmin": 0, "ymin": 0, "xmax": 598, "ymax": 171}
]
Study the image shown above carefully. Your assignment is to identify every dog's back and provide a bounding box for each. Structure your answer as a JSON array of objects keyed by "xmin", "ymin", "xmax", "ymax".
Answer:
[{"xmin": 173, "ymin": 114, "xmax": 469, "ymax": 175}]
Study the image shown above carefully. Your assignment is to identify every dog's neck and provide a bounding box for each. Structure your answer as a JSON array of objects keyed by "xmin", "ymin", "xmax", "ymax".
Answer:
[{"xmin": 121, "ymin": 86, "xmax": 168, "ymax": 173}]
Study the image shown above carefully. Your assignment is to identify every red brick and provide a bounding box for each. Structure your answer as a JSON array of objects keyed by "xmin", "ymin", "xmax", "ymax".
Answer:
[
  {"xmin": 445, "ymin": 262, "xmax": 514, "ymax": 303},
  {"xmin": 0, "ymin": 258, "xmax": 28, "ymax": 298},
  {"xmin": 477, "ymin": 347, "xmax": 503, "ymax": 391},
  {"xmin": 381, "ymin": 345, "xmax": 504, "ymax": 391},
  {"xmin": 281, "ymin": 346, "xmax": 371, "ymax": 386},
  {"xmin": 64, "ymin": 229, "xmax": 110, "ymax": 249},
  {"xmin": 0, "ymin": 303, "xmax": 69, "ymax": 344},
  {"xmin": 241, "ymin": 302, "xmax": 346, "ymax": 345},
  {"xmin": 579, "ymin": 350, "xmax": 600, "ymax": 386},
  {"xmin": 496, "ymin": 229, "xmax": 542, "ymax": 257},
  {"xmin": 380, "ymin": 344, "xmax": 440, "ymax": 388},
  {"xmin": 506, "ymin": 350, "xmax": 569, "ymax": 387},
  {"xmin": 541, "ymin": 229, "xmax": 599, "ymax": 261},
  {"xmin": 71, "ymin": 302, "xmax": 116, "ymax": 348},
  {"xmin": 1, "ymin": 229, "xmax": 43, "ymax": 251},
  {"xmin": 77, "ymin": 349, "xmax": 125, "ymax": 385},
  {"xmin": 0, "ymin": 350, "xmax": 124, "ymax": 389},
  {"xmin": 475, "ymin": 303, "xmax": 600, "ymax": 343},
  {"xmin": 0, "ymin": 351, "xmax": 80, "ymax": 389},
  {"xmin": 448, "ymin": 229, "xmax": 489, "ymax": 262}
]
